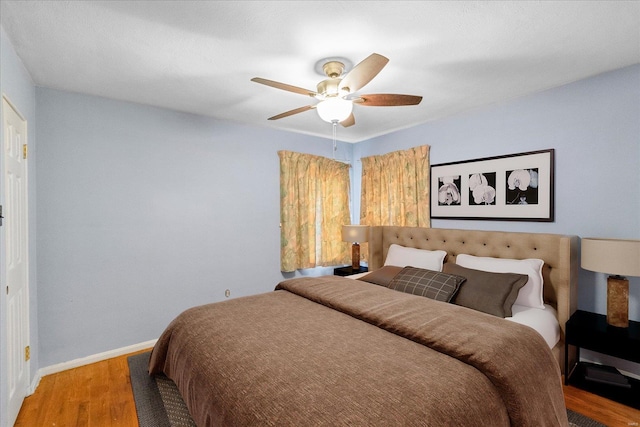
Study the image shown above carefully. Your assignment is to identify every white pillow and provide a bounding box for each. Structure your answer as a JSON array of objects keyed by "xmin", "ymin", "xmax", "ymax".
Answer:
[
  {"xmin": 384, "ymin": 244, "xmax": 447, "ymax": 272},
  {"xmin": 456, "ymin": 254, "xmax": 545, "ymax": 309}
]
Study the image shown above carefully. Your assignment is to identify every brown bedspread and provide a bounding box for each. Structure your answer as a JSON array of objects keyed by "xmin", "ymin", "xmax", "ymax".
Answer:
[{"xmin": 149, "ymin": 276, "xmax": 568, "ymax": 426}]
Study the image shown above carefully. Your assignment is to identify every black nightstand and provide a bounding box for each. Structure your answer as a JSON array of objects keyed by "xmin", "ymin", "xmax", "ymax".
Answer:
[
  {"xmin": 334, "ymin": 266, "xmax": 368, "ymax": 276},
  {"xmin": 565, "ymin": 310, "xmax": 640, "ymax": 409}
]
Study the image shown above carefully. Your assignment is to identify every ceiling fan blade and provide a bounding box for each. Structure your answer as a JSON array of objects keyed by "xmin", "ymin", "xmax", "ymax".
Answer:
[
  {"xmin": 267, "ymin": 105, "xmax": 315, "ymax": 121},
  {"xmin": 354, "ymin": 94, "xmax": 423, "ymax": 106},
  {"xmin": 340, "ymin": 113, "xmax": 355, "ymax": 128},
  {"xmin": 251, "ymin": 77, "xmax": 317, "ymax": 97},
  {"xmin": 339, "ymin": 53, "xmax": 389, "ymax": 93}
]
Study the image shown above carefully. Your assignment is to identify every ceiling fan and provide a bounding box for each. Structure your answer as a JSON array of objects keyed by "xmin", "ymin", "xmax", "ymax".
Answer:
[{"xmin": 251, "ymin": 53, "xmax": 422, "ymax": 127}]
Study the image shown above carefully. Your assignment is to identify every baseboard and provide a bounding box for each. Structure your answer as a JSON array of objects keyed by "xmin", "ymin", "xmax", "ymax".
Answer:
[{"xmin": 30, "ymin": 339, "xmax": 157, "ymax": 394}]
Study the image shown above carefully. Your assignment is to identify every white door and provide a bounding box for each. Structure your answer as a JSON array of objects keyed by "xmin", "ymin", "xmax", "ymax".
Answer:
[{"xmin": 3, "ymin": 97, "xmax": 30, "ymax": 426}]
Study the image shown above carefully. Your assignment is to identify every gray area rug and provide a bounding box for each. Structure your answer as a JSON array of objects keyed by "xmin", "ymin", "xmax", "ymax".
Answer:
[
  {"xmin": 128, "ymin": 351, "xmax": 195, "ymax": 427},
  {"xmin": 128, "ymin": 351, "xmax": 605, "ymax": 427}
]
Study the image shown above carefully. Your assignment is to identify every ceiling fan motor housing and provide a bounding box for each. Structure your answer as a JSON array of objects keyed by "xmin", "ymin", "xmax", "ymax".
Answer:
[{"xmin": 317, "ymin": 78, "xmax": 346, "ymax": 98}]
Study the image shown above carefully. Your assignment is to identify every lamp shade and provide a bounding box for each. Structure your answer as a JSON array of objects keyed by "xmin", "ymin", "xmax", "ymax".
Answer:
[
  {"xmin": 317, "ymin": 98, "xmax": 353, "ymax": 123},
  {"xmin": 581, "ymin": 238, "xmax": 640, "ymax": 277},
  {"xmin": 342, "ymin": 225, "xmax": 369, "ymax": 243}
]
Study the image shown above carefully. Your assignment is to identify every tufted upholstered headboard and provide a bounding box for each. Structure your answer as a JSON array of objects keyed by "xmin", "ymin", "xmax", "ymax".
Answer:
[{"xmin": 367, "ymin": 226, "xmax": 578, "ymax": 373}]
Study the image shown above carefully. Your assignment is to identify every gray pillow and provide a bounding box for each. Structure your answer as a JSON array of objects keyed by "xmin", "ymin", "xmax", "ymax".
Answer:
[
  {"xmin": 443, "ymin": 263, "xmax": 528, "ymax": 317},
  {"xmin": 357, "ymin": 265, "xmax": 404, "ymax": 287},
  {"xmin": 388, "ymin": 266, "xmax": 466, "ymax": 302}
]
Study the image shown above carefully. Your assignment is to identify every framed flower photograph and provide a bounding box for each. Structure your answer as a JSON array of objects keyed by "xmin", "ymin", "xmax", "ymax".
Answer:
[{"xmin": 430, "ymin": 149, "xmax": 554, "ymax": 221}]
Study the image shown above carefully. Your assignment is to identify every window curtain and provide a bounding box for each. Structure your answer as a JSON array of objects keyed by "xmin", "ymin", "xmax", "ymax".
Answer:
[
  {"xmin": 360, "ymin": 145, "xmax": 431, "ymax": 227},
  {"xmin": 279, "ymin": 151, "xmax": 351, "ymax": 272}
]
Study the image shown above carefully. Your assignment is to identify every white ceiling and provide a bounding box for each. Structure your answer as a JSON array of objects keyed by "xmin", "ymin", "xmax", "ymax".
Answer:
[{"xmin": 2, "ymin": 1, "xmax": 639, "ymax": 143}]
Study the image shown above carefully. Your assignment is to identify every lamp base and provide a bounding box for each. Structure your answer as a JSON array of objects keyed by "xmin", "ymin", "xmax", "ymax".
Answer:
[
  {"xmin": 607, "ymin": 275, "xmax": 629, "ymax": 328},
  {"xmin": 351, "ymin": 243, "xmax": 360, "ymax": 270}
]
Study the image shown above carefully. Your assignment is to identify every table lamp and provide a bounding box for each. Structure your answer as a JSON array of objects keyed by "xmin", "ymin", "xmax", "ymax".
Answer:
[
  {"xmin": 342, "ymin": 225, "xmax": 369, "ymax": 270},
  {"xmin": 581, "ymin": 238, "xmax": 640, "ymax": 328}
]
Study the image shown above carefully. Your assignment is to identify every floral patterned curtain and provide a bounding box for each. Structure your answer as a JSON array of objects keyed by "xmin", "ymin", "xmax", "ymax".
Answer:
[
  {"xmin": 279, "ymin": 151, "xmax": 351, "ymax": 272},
  {"xmin": 360, "ymin": 145, "xmax": 431, "ymax": 227}
]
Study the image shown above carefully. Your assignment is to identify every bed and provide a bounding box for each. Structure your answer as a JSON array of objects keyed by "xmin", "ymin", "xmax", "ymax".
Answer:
[{"xmin": 149, "ymin": 226, "xmax": 578, "ymax": 426}]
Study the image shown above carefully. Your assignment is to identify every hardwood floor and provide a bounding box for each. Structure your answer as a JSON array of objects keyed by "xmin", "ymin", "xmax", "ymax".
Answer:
[
  {"xmin": 14, "ymin": 349, "xmax": 149, "ymax": 427},
  {"xmin": 15, "ymin": 351, "xmax": 640, "ymax": 427},
  {"xmin": 563, "ymin": 382, "xmax": 640, "ymax": 427}
]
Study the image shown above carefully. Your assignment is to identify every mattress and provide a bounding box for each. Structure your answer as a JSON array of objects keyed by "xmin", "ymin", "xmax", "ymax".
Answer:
[{"xmin": 507, "ymin": 304, "xmax": 560, "ymax": 349}]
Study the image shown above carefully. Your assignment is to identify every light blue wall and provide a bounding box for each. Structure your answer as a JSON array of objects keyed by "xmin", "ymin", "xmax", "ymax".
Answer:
[
  {"xmin": 354, "ymin": 64, "xmax": 640, "ymax": 374},
  {"xmin": 35, "ymin": 87, "xmax": 352, "ymax": 367},
  {"xmin": 0, "ymin": 26, "xmax": 38, "ymax": 427}
]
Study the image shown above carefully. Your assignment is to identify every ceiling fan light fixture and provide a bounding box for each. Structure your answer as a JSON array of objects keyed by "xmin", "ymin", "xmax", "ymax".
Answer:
[{"xmin": 316, "ymin": 98, "xmax": 353, "ymax": 123}]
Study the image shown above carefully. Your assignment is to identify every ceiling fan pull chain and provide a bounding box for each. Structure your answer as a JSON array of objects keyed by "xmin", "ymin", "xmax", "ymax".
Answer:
[{"xmin": 332, "ymin": 121, "xmax": 338, "ymax": 159}]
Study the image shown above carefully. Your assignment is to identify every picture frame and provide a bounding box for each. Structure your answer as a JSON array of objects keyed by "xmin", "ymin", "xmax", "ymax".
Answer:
[{"xmin": 430, "ymin": 149, "xmax": 554, "ymax": 222}]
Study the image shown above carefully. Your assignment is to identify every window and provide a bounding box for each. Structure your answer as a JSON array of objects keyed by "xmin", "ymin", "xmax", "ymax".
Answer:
[{"xmin": 279, "ymin": 151, "xmax": 351, "ymax": 272}]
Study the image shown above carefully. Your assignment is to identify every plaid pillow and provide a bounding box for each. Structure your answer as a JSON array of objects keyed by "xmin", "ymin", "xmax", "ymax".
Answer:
[{"xmin": 388, "ymin": 266, "xmax": 466, "ymax": 302}]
